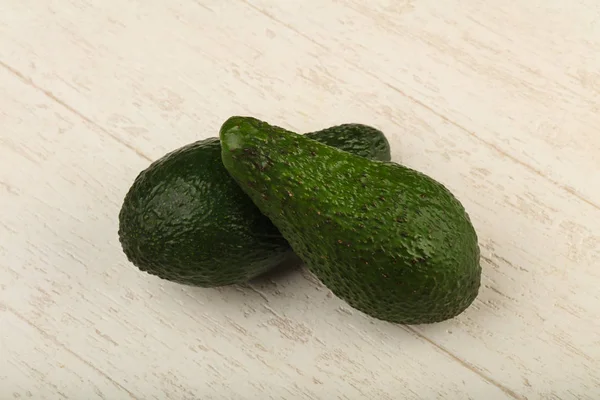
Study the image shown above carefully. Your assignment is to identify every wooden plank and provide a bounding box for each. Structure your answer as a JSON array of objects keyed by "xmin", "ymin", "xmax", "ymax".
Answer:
[{"xmin": 0, "ymin": 307, "xmax": 135, "ymax": 399}]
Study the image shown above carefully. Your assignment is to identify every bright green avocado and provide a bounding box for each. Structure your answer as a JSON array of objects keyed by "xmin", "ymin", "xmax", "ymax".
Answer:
[
  {"xmin": 118, "ymin": 123, "xmax": 391, "ymax": 287},
  {"xmin": 219, "ymin": 116, "xmax": 481, "ymax": 324}
]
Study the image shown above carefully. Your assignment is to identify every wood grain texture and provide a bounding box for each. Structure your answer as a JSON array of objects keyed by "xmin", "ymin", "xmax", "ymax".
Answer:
[{"xmin": 1, "ymin": 1, "xmax": 598, "ymax": 399}]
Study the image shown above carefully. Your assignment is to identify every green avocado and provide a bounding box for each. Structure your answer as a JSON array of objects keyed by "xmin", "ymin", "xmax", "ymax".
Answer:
[
  {"xmin": 118, "ymin": 123, "xmax": 391, "ymax": 287},
  {"xmin": 219, "ymin": 116, "xmax": 481, "ymax": 324}
]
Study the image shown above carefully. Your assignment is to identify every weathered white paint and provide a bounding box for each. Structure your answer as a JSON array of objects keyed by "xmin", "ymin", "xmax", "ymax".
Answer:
[{"xmin": 1, "ymin": 1, "xmax": 598, "ymax": 399}]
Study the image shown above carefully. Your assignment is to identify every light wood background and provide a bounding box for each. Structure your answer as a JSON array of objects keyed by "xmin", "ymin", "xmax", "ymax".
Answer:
[{"xmin": 1, "ymin": 1, "xmax": 599, "ymax": 399}]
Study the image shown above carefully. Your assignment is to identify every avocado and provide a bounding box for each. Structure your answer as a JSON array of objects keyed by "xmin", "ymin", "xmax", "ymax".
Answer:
[
  {"xmin": 219, "ymin": 116, "xmax": 481, "ymax": 324},
  {"xmin": 118, "ymin": 123, "xmax": 391, "ymax": 287}
]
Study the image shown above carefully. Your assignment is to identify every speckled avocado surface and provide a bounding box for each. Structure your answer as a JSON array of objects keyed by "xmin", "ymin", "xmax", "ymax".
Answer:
[
  {"xmin": 118, "ymin": 124, "xmax": 391, "ymax": 287},
  {"xmin": 219, "ymin": 116, "xmax": 481, "ymax": 324}
]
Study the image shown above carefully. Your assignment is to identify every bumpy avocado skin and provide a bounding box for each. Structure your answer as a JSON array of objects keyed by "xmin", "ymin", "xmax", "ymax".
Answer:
[
  {"xmin": 305, "ymin": 124, "xmax": 391, "ymax": 163},
  {"xmin": 118, "ymin": 125, "xmax": 391, "ymax": 287},
  {"xmin": 219, "ymin": 116, "xmax": 481, "ymax": 324}
]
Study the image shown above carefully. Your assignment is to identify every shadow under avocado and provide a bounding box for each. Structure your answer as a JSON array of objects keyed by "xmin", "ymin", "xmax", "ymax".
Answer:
[{"xmin": 247, "ymin": 251, "xmax": 305, "ymax": 285}]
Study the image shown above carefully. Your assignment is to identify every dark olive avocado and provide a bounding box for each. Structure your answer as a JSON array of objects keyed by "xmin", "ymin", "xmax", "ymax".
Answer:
[
  {"xmin": 118, "ymin": 124, "xmax": 391, "ymax": 287},
  {"xmin": 219, "ymin": 116, "xmax": 481, "ymax": 324}
]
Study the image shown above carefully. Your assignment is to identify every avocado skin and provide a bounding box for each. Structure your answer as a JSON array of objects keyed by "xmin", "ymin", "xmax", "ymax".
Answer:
[
  {"xmin": 305, "ymin": 123, "xmax": 390, "ymax": 162},
  {"xmin": 219, "ymin": 116, "xmax": 481, "ymax": 324},
  {"xmin": 118, "ymin": 124, "xmax": 391, "ymax": 287}
]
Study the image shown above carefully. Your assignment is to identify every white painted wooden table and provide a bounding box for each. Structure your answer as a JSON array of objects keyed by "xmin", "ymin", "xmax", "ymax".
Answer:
[{"xmin": 1, "ymin": 1, "xmax": 599, "ymax": 399}]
